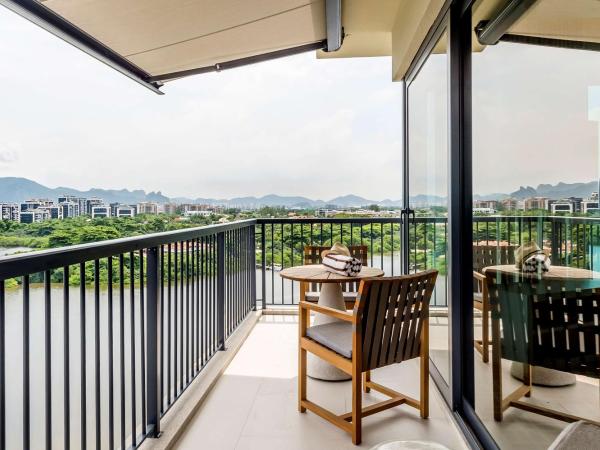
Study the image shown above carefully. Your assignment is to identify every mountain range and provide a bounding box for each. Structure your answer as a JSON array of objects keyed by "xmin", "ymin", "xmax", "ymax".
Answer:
[{"xmin": 0, "ymin": 177, "xmax": 597, "ymax": 209}]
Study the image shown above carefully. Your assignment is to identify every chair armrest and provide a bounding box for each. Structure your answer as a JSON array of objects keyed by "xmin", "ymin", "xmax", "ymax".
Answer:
[
  {"xmin": 473, "ymin": 271, "xmax": 486, "ymax": 282},
  {"xmin": 299, "ymin": 301, "xmax": 355, "ymax": 323}
]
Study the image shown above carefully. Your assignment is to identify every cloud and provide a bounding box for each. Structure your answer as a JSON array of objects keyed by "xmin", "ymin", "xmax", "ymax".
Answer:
[{"xmin": 0, "ymin": 144, "xmax": 18, "ymax": 164}]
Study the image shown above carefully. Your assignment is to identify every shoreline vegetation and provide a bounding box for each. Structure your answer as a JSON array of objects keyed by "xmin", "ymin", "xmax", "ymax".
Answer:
[{"xmin": 2, "ymin": 207, "xmax": 597, "ymax": 289}]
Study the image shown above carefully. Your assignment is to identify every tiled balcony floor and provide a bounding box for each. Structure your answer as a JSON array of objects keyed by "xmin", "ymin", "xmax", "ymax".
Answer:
[{"xmin": 174, "ymin": 315, "xmax": 467, "ymax": 450}]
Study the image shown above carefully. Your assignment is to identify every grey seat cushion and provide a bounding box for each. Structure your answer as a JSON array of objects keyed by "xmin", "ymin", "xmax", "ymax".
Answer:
[
  {"xmin": 306, "ymin": 322, "xmax": 353, "ymax": 359},
  {"xmin": 473, "ymin": 292, "xmax": 483, "ymax": 303},
  {"xmin": 305, "ymin": 291, "xmax": 359, "ymax": 302},
  {"xmin": 549, "ymin": 421, "xmax": 600, "ymax": 450}
]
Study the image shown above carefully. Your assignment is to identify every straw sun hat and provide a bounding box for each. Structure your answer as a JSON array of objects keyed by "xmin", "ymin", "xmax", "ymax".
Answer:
[
  {"xmin": 514, "ymin": 241, "xmax": 548, "ymax": 269},
  {"xmin": 321, "ymin": 242, "xmax": 351, "ymax": 260}
]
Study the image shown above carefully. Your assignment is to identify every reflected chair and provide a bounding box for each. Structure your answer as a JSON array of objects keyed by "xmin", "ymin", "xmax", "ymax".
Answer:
[
  {"xmin": 298, "ymin": 270, "xmax": 438, "ymax": 445},
  {"xmin": 472, "ymin": 245, "xmax": 516, "ymax": 362},
  {"xmin": 486, "ymin": 271, "xmax": 600, "ymax": 424},
  {"xmin": 301, "ymin": 245, "xmax": 368, "ymax": 309}
]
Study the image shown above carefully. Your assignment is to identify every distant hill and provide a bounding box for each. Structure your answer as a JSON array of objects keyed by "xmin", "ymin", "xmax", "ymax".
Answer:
[
  {"xmin": 510, "ymin": 181, "xmax": 598, "ymax": 199},
  {"xmin": 1, "ymin": 177, "xmax": 596, "ymax": 209},
  {"xmin": 0, "ymin": 177, "xmax": 170, "ymax": 204}
]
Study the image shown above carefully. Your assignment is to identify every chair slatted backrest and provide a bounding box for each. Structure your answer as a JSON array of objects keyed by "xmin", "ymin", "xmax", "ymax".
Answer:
[
  {"xmin": 473, "ymin": 245, "xmax": 517, "ymax": 273},
  {"xmin": 473, "ymin": 245, "xmax": 517, "ymax": 292},
  {"xmin": 357, "ymin": 270, "xmax": 438, "ymax": 371},
  {"xmin": 486, "ymin": 273, "xmax": 600, "ymax": 379},
  {"xmin": 303, "ymin": 245, "xmax": 368, "ymax": 292}
]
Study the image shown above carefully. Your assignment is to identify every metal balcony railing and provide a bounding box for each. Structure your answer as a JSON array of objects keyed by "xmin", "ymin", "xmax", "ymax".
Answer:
[
  {"xmin": 256, "ymin": 215, "xmax": 600, "ymax": 307},
  {"xmin": 0, "ymin": 220, "xmax": 256, "ymax": 450},
  {"xmin": 0, "ymin": 214, "xmax": 599, "ymax": 449}
]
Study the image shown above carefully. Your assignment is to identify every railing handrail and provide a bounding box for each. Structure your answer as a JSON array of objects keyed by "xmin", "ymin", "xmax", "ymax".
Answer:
[
  {"xmin": 0, "ymin": 219, "xmax": 257, "ymax": 280},
  {"xmin": 256, "ymin": 217, "xmax": 403, "ymax": 224}
]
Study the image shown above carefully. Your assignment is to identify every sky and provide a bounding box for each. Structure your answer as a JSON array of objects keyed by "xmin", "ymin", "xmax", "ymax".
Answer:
[{"xmin": 1, "ymin": 6, "xmax": 600, "ymax": 201}]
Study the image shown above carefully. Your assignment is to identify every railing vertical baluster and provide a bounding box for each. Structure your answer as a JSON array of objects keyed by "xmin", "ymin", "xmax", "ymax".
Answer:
[
  {"xmin": 139, "ymin": 250, "xmax": 147, "ymax": 435},
  {"xmin": 79, "ymin": 262, "xmax": 87, "ymax": 450},
  {"xmin": 160, "ymin": 246, "xmax": 165, "ymax": 413},
  {"xmin": 63, "ymin": 266, "xmax": 70, "ymax": 450},
  {"xmin": 185, "ymin": 241, "xmax": 190, "ymax": 384},
  {"xmin": 93, "ymin": 260, "xmax": 101, "ymax": 450},
  {"xmin": 0, "ymin": 280, "xmax": 4, "ymax": 450},
  {"xmin": 391, "ymin": 221, "xmax": 395, "ymax": 275},
  {"xmin": 271, "ymin": 223, "xmax": 274, "ymax": 305},
  {"xmin": 291, "ymin": 224, "xmax": 295, "ymax": 304},
  {"xmin": 217, "ymin": 232, "xmax": 226, "ymax": 350},
  {"xmin": 44, "ymin": 271, "xmax": 52, "ymax": 450},
  {"xmin": 146, "ymin": 246, "xmax": 161, "ymax": 438},
  {"xmin": 370, "ymin": 223, "xmax": 374, "ymax": 267},
  {"xmin": 200, "ymin": 238, "xmax": 205, "ymax": 365},
  {"xmin": 195, "ymin": 239, "xmax": 199, "ymax": 373},
  {"xmin": 261, "ymin": 223, "xmax": 266, "ymax": 310},
  {"xmin": 167, "ymin": 244, "xmax": 172, "ymax": 405},
  {"xmin": 280, "ymin": 224, "xmax": 284, "ymax": 305},
  {"xmin": 129, "ymin": 251, "xmax": 137, "ymax": 448},
  {"xmin": 107, "ymin": 258, "xmax": 114, "ymax": 450},
  {"xmin": 119, "ymin": 255, "xmax": 125, "ymax": 450},
  {"xmin": 173, "ymin": 243, "xmax": 178, "ymax": 397},
  {"xmin": 380, "ymin": 223, "xmax": 384, "ymax": 269},
  {"xmin": 252, "ymin": 225, "xmax": 258, "ymax": 311},
  {"xmin": 179, "ymin": 243, "xmax": 184, "ymax": 392},
  {"xmin": 23, "ymin": 274, "xmax": 30, "ymax": 450}
]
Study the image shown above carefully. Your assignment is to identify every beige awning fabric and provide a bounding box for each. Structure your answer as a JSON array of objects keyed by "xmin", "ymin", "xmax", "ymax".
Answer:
[
  {"xmin": 38, "ymin": 0, "xmax": 327, "ymax": 81},
  {"xmin": 508, "ymin": 0, "xmax": 600, "ymax": 44}
]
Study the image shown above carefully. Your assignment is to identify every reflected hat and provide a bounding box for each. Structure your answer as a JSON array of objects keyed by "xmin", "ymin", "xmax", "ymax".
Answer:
[
  {"xmin": 515, "ymin": 241, "xmax": 547, "ymax": 269},
  {"xmin": 321, "ymin": 242, "xmax": 351, "ymax": 260}
]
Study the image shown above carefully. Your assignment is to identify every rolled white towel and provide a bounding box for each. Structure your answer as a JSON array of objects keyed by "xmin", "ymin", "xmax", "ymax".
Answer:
[
  {"xmin": 522, "ymin": 253, "xmax": 551, "ymax": 273},
  {"xmin": 323, "ymin": 254, "xmax": 362, "ymax": 277}
]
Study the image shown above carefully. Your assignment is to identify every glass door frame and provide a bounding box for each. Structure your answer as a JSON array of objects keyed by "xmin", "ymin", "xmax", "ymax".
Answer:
[{"xmin": 402, "ymin": 7, "xmax": 453, "ymax": 408}]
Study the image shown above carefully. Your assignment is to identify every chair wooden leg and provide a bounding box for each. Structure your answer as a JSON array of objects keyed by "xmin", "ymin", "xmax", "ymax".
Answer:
[
  {"xmin": 420, "ymin": 317, "xmax": 429, "ymax": 419},
  {"xmin": 482, "ymin": 300, "xmax": 490, "ymax": 363},
  {"xmin": 352, "ymin": 369, "xmax": 362, "ymax": 445},
  {"xmin": 299, "ymin": 347, "xmax": 307, "ymax": 413},
  {"xmin": 298, "ymin": 304, "xmax": 309, "ymax": 413},
  {"xmin": 363, "ymin": 370, "xmax": 371, "ymax": 393},
  {"xmin": 524, "ymin": 363, "xmax": 532, "ymax": 398},
  {"xmin": 491, "ymin": 313, "xmax": 503, "ymax": 421}
]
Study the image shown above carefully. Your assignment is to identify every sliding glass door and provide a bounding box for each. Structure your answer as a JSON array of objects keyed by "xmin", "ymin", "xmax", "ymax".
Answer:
[{"xmin": 405, "ymin": 25, "xmax": 451, "ymax": 393}]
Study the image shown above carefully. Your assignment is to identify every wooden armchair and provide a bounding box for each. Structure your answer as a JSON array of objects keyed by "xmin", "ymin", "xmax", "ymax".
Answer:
[
  {"xmin": 472, "ymin": 245, "xmax": 516, "ymax": 362},
  {"xmin": 298, "ymin": 270, "xmax": 438, "ymax": 445},
  {"xmin": 301, "ymin": 245, "xmax": 368, "ymax": 309},
  {"xmin": 486, "ymin": 271, "xmax": 600, "ymax": 424}
]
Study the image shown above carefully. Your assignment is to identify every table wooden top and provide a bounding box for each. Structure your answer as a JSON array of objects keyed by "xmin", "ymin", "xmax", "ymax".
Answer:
[
  {"xmin": 279, "ymin": 264, "xmax": 384, "ymax": 283},
  {"xmin": 483, "ymin": 264, "xmax": 600, "ymax": 281}
]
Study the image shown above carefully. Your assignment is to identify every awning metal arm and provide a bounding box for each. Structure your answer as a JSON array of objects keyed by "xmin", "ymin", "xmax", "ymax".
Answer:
[
  {"xmin": 148, "ymin": 40, "xmax": 327, "ymax": 83},
  {"xmin": 475, "ymin": 0, "xmax": 538, "ymax": 46},
  {"xmin": 0, "ymin": 0, "xmax": 164, "ymax": 94}
]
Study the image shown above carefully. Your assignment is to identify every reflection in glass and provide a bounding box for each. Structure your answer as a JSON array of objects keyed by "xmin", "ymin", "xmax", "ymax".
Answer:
[
  {"xmin": 407, "ymin": 30, "xmax": 449, "ymax": 383},
  {"xmin": 471, "ymin": 3, "xmax": 600, "ymax": 445}
]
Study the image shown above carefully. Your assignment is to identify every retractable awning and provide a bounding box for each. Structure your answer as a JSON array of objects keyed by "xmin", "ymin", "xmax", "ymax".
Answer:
[
  {"xmin": 1, "ymin": 0, "xmax": 342, "ymax": 93},
  {"xmin": 476, "ymin": 0, "xmax": 600, "ymax": 50}
]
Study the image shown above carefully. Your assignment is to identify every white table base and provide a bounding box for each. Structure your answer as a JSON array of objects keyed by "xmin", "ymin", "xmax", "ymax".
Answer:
[
  {"xmin": 510, "ymin": 362, "xmax": 576, "ymax": 387},
  {"xmin": 307, "ymin": 283, "xmax": 352, "ymax": 381}
]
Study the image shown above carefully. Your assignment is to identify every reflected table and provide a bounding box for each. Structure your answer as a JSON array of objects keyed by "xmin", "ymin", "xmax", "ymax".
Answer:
[{"xmin": 280, "ymin": 264, "xmax": 384, "ymax": 381}]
